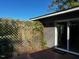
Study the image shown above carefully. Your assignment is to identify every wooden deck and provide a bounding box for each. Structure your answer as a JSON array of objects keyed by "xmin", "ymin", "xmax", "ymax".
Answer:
[{"xmin": 11, "ymin": 48, "xmax": 79, "ymax": 59}]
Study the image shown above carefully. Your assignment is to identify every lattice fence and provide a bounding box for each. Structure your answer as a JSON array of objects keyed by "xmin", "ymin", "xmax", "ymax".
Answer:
[{"xmin": 0, "ymin": 19, "xmax": 47, "ymax": 56}]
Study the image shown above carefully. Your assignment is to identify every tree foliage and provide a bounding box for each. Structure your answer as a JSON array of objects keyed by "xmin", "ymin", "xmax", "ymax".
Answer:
[
  {"xmin": 49, "ymin": 0, "xmax": 79, "ymax": 11},
  {"xmin": 0, "ymin": 19, "xmax": 18, "ymax": 36}
]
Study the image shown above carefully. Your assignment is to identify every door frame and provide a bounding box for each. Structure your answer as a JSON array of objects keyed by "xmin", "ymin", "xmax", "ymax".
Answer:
[{"xmin": 54, "ymin": 17, "xmax": 79, "ymax": 55}]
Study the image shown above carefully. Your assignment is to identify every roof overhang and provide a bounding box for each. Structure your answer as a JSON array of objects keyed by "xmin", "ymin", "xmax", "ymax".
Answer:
[{"xmin": 30, "ymin": 7, "xmax": 79, "ymax": 21}]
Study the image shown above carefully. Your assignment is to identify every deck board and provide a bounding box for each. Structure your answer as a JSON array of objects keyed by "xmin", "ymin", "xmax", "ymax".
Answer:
[{"xmin": 11, "ymin": 48, "xmax": 79, "ymax": 59}]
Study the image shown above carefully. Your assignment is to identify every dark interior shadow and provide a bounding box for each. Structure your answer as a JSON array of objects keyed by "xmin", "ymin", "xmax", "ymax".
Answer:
[{"xmin": 0, "ymin": 38, "xmax": 14, "ymax": 59}]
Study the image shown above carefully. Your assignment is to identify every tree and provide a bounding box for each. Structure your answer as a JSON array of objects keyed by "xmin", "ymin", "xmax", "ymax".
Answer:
[{"xmin": 49, "ymin": 0, "xmax": 79, "ymax": 11}]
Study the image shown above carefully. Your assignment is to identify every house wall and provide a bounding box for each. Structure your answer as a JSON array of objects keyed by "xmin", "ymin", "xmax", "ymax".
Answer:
[{"xmin": 44, "ymin": 27, "xmax": 55, "ymax": 48}]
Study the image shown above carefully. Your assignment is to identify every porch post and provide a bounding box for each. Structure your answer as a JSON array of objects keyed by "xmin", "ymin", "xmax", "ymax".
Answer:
[
  {"xmin": 67, "ymin": 23, "xmax": 70, "ymax": 50},
  {"xmin": 55, "ymin": 27, "xmax": 58, "ymax": 46}
]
